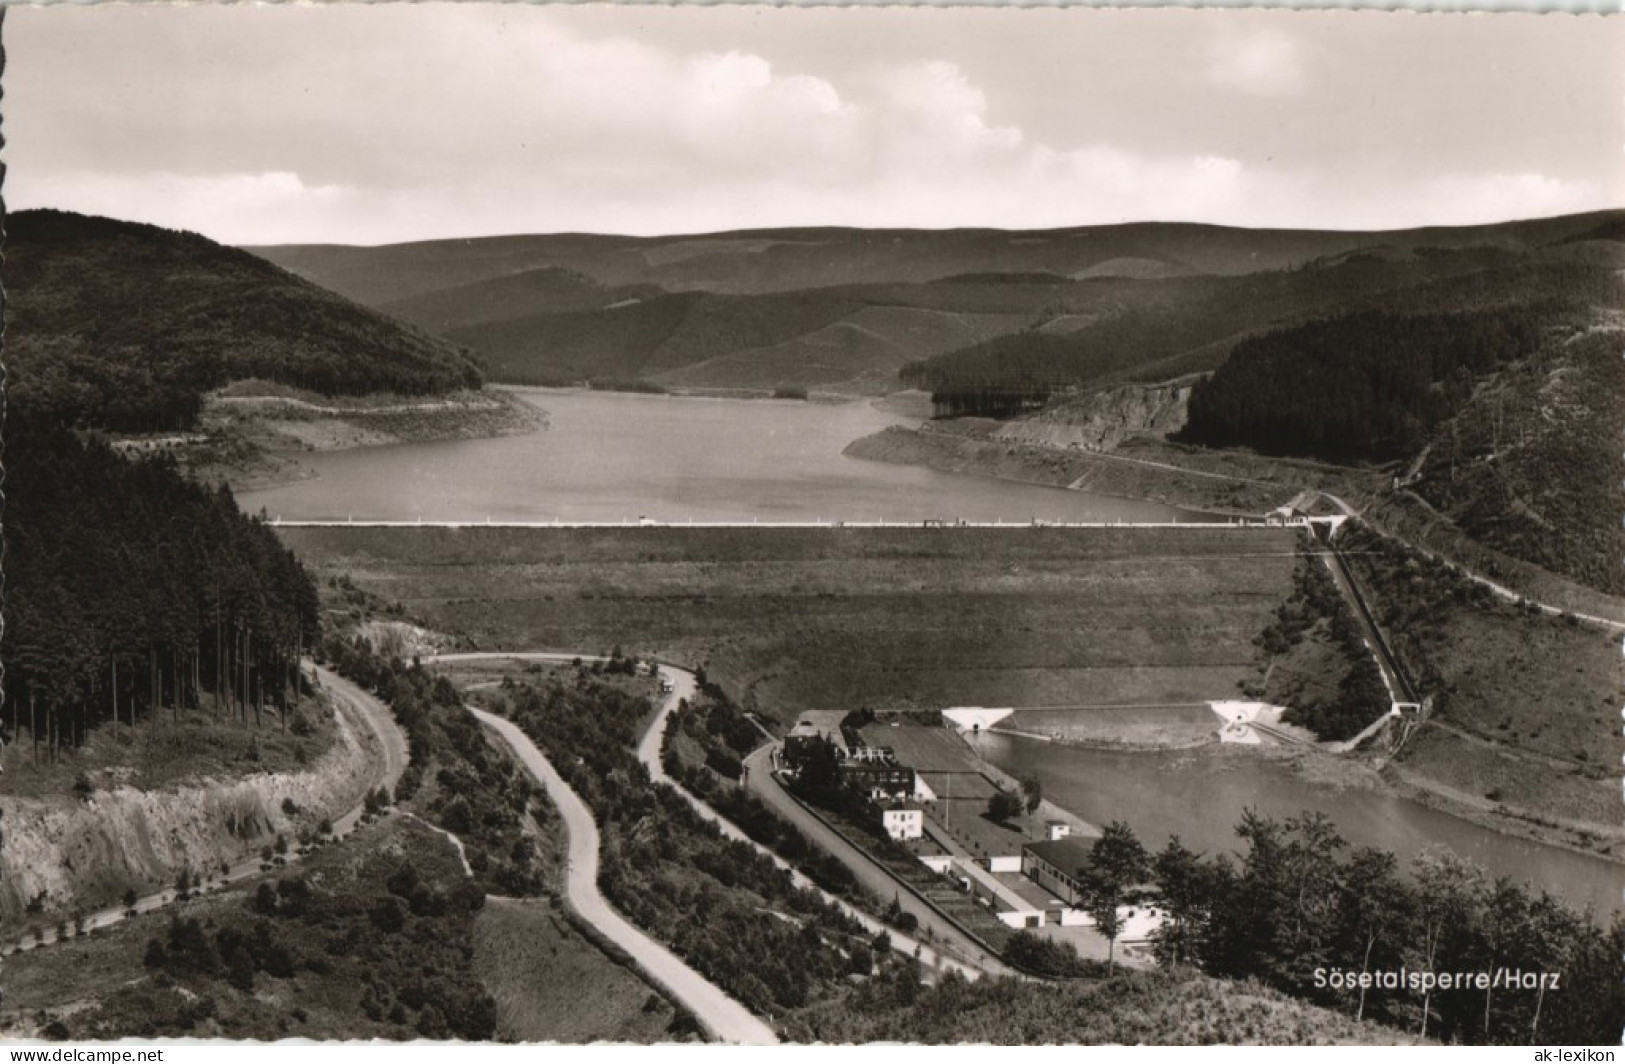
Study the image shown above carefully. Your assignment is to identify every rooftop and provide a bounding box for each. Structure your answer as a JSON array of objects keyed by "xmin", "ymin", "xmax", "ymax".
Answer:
[
  {"xmin": 789, "ymin": 709, "xmax": 850, "ymax": 735},
  {"xmin": 1023, "ymin": 836, "xmax": 1098, "ymax": 874}
]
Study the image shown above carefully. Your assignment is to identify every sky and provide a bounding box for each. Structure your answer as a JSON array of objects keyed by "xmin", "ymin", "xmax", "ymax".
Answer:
[{"xmin": 5, "ymin": 4, "xmax": 1622, "ymax": 245}]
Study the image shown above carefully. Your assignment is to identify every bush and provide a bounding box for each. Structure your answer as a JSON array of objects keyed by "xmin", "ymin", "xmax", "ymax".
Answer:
[
  {"xmin": 370, "ymin": 897, "xmax": 406, "ymax": 933},
  {"xmin": 987, "ymin": 790, "xmax": 1023, "ymax": 822},
  {"xmin": 251, "ymin": 882, "xmax": 279, "ymax": 916},
  {"xmin": 1005, "ymin": 930, "xmax": 1100, "ymax": 977}
]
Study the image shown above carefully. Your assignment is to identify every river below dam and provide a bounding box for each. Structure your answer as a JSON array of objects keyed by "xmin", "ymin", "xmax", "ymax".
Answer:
[{"xmin": 968, "ymin": 731, "xmax": 1622, "ymax": 918}]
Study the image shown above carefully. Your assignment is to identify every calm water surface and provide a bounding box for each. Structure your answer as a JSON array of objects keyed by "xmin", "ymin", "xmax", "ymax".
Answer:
[
  {"xmin": 969, "ymin": 732, "xmax": 1623, "ymax": 917},
  {"xmin": 240, "ymin": 388, "xmax": 1203, "ymax": 524}
]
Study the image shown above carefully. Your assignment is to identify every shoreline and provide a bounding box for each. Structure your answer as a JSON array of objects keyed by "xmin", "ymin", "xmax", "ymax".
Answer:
[
  {"xmin": 970, "ymin": 724, "xmax": 1625, "ymax": 873},
  {"xmin": 843, "ymin": 424, "xmax": 1253, "ymax": 521},
  {"xmin": 986, "ymin": 725, "xmax": 1217, "ymax": 754},
  {"xmin": 1378, "ymin": 761, "xmax": 1625, "ymax": 866},
  {"xmin": 209, "ymin": 386, "xmax": 549, "ymax": 495}
]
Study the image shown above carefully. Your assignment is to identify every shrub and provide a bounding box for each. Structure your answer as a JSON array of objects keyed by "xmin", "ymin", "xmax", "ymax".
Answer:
[
  {"xmin": 370, "ymin": 897, "xmax": 406, "ymax": 933},
  {"xmin": 252, "ymin": 882, "xmax": 279, "ymax": 916}
]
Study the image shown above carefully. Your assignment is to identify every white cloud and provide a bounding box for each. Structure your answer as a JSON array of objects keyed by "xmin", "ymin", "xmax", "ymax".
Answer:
[
  {"xmin": 7, "ymin": 7, "xmax": 1618, "ymax": 243},
  {"xmin": 1206, "ymin": 29, "xmax": 1305, "ymax": 97},
  {"xmin": 9, "ymin": 170, "xmax": 362, "ymax": 245},
  {"xmin": 1415, "ymin": 173, "xmax": 1603, "ymax": 226}
]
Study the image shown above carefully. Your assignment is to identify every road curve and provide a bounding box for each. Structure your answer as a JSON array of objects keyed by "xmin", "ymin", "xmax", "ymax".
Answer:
[
  {"xmin": 470, "ymin": 706, "xmax": 780, "ymax": 1045},
  {"xmin": 6, "ymin": 662, "xmax": 409, "ymax": 955},
  {"xmin": 318, "ymin": 663, "xmax": 412, "ymax": 835},
  {"xmin": 427, "ymin": 652, "xmax": 990, "ymax": 979}
]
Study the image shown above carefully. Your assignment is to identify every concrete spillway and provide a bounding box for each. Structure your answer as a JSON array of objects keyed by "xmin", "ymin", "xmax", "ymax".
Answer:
[{"xmin": 942, "ymin": 707, "xmax": 1015, "ymax": 733}]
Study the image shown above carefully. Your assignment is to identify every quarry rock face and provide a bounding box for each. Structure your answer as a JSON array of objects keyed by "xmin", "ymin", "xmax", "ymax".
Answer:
[
  {"xmin": 994, "ymin": 383, "xmax": 1191, "ymax": 453},
  {"xmin": 0, "ymin": 697, "xmax": 377, "ymax": 928}
]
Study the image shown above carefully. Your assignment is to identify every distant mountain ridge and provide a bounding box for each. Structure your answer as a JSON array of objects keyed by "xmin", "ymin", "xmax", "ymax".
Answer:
[
  {"xmin": 252, "ymin": 211, "xmax": 1622, "ymax": 304},
  {"xmin": 247, "ymin": 211, "xmax": 1623, "ymax": 399}
]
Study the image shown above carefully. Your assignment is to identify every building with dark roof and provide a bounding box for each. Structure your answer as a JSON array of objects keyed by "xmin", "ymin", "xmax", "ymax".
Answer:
[{"xmin": 1020, "ymin": 836, "xmax": 1098, "ymax": 907}]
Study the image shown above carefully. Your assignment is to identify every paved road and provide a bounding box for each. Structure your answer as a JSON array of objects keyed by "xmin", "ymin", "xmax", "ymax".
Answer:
[
  {"xmin": 6, "ymin": 662, "xmax": 409, "ymax": 955},
  {"xmin": 429, "ymin": 652, "xmax": 992, "ymax": 980},
  {"xmin": 471, "ymin": 706, "xmax": 779, "ymax": 1045},
  {"xmin": 320, "ymin": 664, "xmax": 412, "ymax": 835},
  {"xmin": 1318, "ymin": 491, "xmax": 1625, "ymax": 630}
]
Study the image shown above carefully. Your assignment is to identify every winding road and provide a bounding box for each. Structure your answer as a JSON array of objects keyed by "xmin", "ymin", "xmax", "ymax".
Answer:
[
  {"xmin": 470, "ymin": 705, "xmax": 779, "ymax": 1045},
  {"xmin": 427, "ymin": 652, "xmax": 993, "ymax": 981},
  {"xmin": 16, "ymin": 645, "xmax": 988, "ymax": 1040},
  {"xmin": 5, "ymin": 662, "xmax": 408, "ymax": 955}
]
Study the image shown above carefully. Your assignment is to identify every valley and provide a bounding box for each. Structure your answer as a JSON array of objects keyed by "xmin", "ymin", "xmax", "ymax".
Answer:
[{"xmin": 7, "ymin": 205, "xmax": 1624, "ymax": 1047}]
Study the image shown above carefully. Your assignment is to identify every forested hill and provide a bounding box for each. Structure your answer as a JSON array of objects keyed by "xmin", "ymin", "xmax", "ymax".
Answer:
[
  {"xmin": 4, "ymin": 209, "xmax": 484, "ymax": 432},
  {"xmin": 897, "ymin": 240, "xmax": 1624, "ymax": 411},
  {"xmin": 0, "ymin": 209, "xmax": 357, "ymax": 767},
  {"xmin": 1179, "ymin": 306, "xmax": 1561, "ymax": 462},
  {"xmin": 1, "ymin": 412, "xmax": 322, "ymax": 761}
]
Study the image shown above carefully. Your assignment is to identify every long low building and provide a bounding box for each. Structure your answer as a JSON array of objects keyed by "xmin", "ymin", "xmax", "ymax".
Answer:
[
  {"xmin": 1020, "ymin": 837, "xmax": 1167, "ymax": 944},
  {"xmin": 1022, "ymin": 836, "xmax": 1097, "ymax": 906}
]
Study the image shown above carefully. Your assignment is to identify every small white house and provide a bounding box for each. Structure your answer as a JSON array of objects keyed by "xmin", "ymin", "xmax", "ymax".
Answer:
[{"xmin": 882, "ymin": 807, "xmax": 924, "ymax": 841}]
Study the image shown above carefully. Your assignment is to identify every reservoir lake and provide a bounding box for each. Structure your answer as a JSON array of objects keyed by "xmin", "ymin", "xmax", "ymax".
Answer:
[
  {"xmin": 239, "ymin": 388, "xmax": 1199, "ymax": 526},
  {"xmin": 245, "ymin": 386, "xmax": 1622, "ymax": 916}
]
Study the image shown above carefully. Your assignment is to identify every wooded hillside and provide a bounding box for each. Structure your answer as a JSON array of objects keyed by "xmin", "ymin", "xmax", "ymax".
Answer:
[
  {"xmin": 1180, "ymin": 307, "xmax": 1557, "ymax": 462},
  {"xmin": 5, "ymin": 210, "xmax": 483, "ymax": 432},
  {"xmin": 2, "ymin": 413, "xmax": 321, "ymax": 760},
  {"xmin": 0, "ymin": 209, "xmax": 468, "ymax": 761}
]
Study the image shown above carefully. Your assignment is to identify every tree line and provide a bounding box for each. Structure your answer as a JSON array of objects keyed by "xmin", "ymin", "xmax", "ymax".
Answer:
[
  {"xmin": 1180, "ymin": 307, "xmax": 1560, "ymax": 462},
  {"xmin": 1134, "ymin": 811, "xmax": 1620, "ymax": 1044},
  {"xmin": 2, "ymin": 413, "xmax": 321, "ymax": 761}
]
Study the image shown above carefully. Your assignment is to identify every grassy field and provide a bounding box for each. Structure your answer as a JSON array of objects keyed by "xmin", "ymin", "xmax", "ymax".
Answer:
[
  {"xmin": 786, "ymin": 966, "xmax": 1416, "ymax": 1045},
  {"xmin": 279, "ymin": 525, "xmax": 1299, "ymax": 730},
  {"xmin": 471, "ymin": 897, "xmax": 679, "ymax": 1043}
]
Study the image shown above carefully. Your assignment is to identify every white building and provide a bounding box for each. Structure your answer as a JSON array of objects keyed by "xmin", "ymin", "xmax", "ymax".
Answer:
[{"xmin": 881, "ymin": 807, "xmax": 924, "ymax": 841}]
